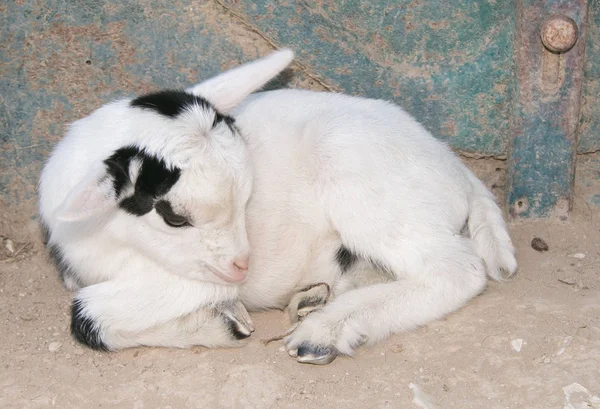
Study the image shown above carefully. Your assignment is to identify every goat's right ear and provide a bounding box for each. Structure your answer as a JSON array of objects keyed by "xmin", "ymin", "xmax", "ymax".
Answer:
[
  {"xmin": 186, "ymin": 49, "xmax": 294, "ymax": 114},
  {"xmin": 54, "ymin": 168, "xmax": 119, "ymax": 222}
]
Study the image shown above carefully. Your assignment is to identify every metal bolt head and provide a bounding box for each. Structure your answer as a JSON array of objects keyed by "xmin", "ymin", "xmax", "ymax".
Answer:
[{"xmin": 540, "ymin": 15, "xmax": 578, "ymax": 53}]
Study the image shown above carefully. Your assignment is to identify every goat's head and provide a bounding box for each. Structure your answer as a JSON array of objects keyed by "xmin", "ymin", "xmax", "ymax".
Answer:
[{"xmin": 51, "ymin": 49, "xmax": 294, "ymax": 284}]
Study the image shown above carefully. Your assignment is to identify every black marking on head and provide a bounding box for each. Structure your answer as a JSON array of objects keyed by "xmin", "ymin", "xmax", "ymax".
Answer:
[
  {"xmin": 131, "ymin": 89, "xmax": 237, "ymax": 131},
  {"xmin": 155, "ymin": 200, "xmax": 191, "ymax": 228},
  {"xmin": 336, "ymin": 246, "xmax": 359, "ymax": 273},
  {"xmin": 71, "ymin": 299, "xmax": 109, "ymax": 351},
  {"xmin": 104, "ymin": 146, "xmax": 138, "ymax": 197},
  {"xmin": 103, "ymin": 146, "xmax": 181, "ymax": 217},
  {"xmin": 131, "ymin": 90, "xmax": 211, "ymax": 118}
]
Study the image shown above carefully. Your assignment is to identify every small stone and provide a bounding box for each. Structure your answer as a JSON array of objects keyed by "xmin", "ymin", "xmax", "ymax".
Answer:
[
  {"xmin": 48, "ymin": 341, "xmax": 63, "ymax": 352},
  {"xmin": 531, "ymin": 237, "xmax": 549, "ymax": 252},
  {"xmin": 569, "ymin": 253, "xmax": 586, "ymax": 259},
  {"xmin": 511, "ymin": 338, "xmax": 524, "ymax": 352},
  {"xmin": 4, "ymin": 238, "xmax": 15, "ymax": 255}
]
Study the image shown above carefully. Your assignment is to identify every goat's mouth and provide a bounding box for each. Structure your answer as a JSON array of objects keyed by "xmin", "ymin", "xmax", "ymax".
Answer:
[{"xmin": 205, "ymin": 264, "xmax": 246, "ymax": 284}]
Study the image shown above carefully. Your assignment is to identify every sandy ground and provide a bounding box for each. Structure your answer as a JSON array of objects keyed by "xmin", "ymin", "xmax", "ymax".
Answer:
[{"xmin": 1, "ymin": 156, "xmax": 599, "ymax": 409}]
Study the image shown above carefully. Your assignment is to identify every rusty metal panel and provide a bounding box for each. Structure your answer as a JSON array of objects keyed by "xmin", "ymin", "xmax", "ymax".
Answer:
[
  {"xmin": 506, "ymin": 0, "xmax": 587, "ymax": 219},
  {"xmin": 578, "ymin": 0, "xmax": 600, "ymax": 153},
  {"xmin": 0, "ymin": 0, "xmax": 254, "ymax": 206},
  {"xmin": 220, "ymin": 0, "xmax": 517, "ymax": 157}
]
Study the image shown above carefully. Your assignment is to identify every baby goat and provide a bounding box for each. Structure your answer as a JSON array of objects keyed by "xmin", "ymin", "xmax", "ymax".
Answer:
[
  {"xmin": 39, "ymin": 50, "xmax": 517, "ymax": 364},
  {"xmin": 39, "ymin": 50, "xmax": 294, "ymax": 350}
]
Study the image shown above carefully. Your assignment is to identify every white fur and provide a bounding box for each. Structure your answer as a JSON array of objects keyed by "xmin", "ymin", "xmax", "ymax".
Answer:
[
  {"xmin": 230, "ymin": 90, "xmax": 516, "ymax": 361},
  {"xmin": 39, "ymin": 49, "xmax": 517, "ymax": 356},
  {"xmin": 38, "ymin": 50, "xmax": 294, "ymax": 350}
]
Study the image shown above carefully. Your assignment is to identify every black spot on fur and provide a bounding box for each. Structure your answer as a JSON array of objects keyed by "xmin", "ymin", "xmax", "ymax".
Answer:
[
  {"xmin": 39, "ymin": 219, "xmax": 51, "ymax": 245},
  {"xmin": 103, "ymin": 146, "xmax": 181, "ymax": 216},
  {"xmin": 131, "ymin": 90, "xmax": 211, "ymax": 118},
  {"xmin": 40, "ymin": 220, "xmax": 82, "ymax": 289},
  {"xmin": 336, "ymin": 246, "xmax": 359, "ymax": 273},
  {"xmin": 104, "ymin": 146, "xmax": 138, "ymax": 197},
  {"xmin": 47, "ymin": 243, "xmax": 82, "ymax": 289},
  {"xmin": 71, "ymin": 299, "xmax": 108, "ymax": 351},
  {"xmin": 131, "ymin": 90, "xmax": 236, "ymax": 130}
]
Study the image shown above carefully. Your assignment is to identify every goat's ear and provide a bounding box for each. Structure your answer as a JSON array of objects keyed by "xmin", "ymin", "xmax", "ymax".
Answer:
[
  {"xmin": 54, "ymin": 168, "xmax": 118, "ymax": 222},
  {"xmin": 186, "ymin": 49, "xmax": 294, "ymax": 113}
]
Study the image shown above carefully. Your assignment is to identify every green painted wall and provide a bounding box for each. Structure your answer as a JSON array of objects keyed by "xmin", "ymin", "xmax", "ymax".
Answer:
[
  {"xmin": 1, "ymin": 0, "xmax": 599, "ymax": 213},
  {"xmin": 223, "ymin": 0, "xmax": 518, "ymax": 156},
  {"xmin": 579, "ymin": 0, "xmax": 600, "ymax": 153}
]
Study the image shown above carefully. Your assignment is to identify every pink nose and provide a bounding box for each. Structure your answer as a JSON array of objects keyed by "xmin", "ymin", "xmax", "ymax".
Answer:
[{"xmin": 232, "ymin": 255, "xmax": 249, "ymax": 273}]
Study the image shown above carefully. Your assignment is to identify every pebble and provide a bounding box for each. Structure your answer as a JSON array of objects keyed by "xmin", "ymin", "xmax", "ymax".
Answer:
[
  {"xmin": 531, "ymin": 237, "xmax": 549, "ymax": 252},
  {"xmin": 48, "ymin": 341, "xmax": 63, "ymax": 352},
  {"xmin": 569, "ymin": 253, "xmax": 586, "ymax": 259},
  {"xmin": 511, "ymin": 338, "xmax": 524, "ymax": 352}
]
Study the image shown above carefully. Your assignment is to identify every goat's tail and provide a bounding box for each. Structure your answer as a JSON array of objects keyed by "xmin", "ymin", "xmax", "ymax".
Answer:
[{"xmin": 466, "ymin": 173, "xmax": 517, "ymax": 280}]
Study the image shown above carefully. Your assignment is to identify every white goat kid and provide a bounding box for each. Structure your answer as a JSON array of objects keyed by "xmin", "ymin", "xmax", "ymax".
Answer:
[
  {"xmin": 40, "ymin": 49, "xmax": 517, "ymax": 365},
  {"xmin": 38, "ymin": 50, "xmax": 294, "ymax": 350},
  {"xmin": 231, "ymin": 69, "xmax": 517, "ymax": 365}
]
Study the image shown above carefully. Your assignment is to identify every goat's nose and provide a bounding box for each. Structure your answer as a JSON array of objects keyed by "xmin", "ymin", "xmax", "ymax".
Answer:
[{"xmin": 232, "ymin": 255, "xmax": 249, "ymax": 272}]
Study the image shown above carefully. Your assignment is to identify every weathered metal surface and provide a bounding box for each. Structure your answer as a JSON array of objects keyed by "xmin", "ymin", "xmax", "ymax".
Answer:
[
  {"xmin": 506, "ymin": 0, "xmax": 587, "ymax": 219},
  {"xmin": 0, "ymin": 0, "xmax": 267, "ymax": 206},
  {"xmin": 220, "ymin": 0, "xmax": 517, "ymax": 157},
  {"xmin": 2, "ymin": 0, "xmax": 598, "ymax": 220},
  {"xmin": 578, "ymin": 0, "xmax": 600, "ymax": 153},
  {"xmin": 540, "ymin": 14, "xmax": 578, "ymax": 53}
]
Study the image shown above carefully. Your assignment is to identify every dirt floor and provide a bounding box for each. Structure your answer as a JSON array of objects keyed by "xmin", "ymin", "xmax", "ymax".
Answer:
[{"xmin": 0, "ymin": 156, "xmax": 598, "ymax": 409}]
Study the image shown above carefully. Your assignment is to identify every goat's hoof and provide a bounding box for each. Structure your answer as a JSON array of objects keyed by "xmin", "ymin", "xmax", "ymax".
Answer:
[
  {"xmin": 286, "ymin": 282, "xmax": 331, "ymax": 324},
  {"xmin": 216, "ymin": 300, "xmax": 255, "ymax": 340},
  {"xmin": 293, "ymin": 342, "xmax": 338, "ymax": 365}
]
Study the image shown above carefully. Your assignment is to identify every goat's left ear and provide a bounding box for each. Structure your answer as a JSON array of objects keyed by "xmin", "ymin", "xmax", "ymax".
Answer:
[
  {"xmin": 54, "ymin": 168, "xmax": 119, "ymax": 222},
  {"xmin": 186, "ymin": 49, "xmax": 294, "ymax": 114}
]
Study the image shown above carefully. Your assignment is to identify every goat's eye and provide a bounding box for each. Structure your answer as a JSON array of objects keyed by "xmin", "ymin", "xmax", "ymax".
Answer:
[
  {"xmin": 162, "ymin": 215, "xmax": 191, "ymax": 228},
  {"xmin": 154, "ymin": 200, "xmax": 192, "ymax": 228}
]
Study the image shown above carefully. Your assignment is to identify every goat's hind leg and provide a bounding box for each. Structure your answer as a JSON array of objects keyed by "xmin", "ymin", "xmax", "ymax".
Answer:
[
  {"xmin": 286, "ymin": 282, "xmax": 332, "ymax": 324},
  {"xmin": 284, "ymin": 237, "xmax": 488, "ymax": 364}
]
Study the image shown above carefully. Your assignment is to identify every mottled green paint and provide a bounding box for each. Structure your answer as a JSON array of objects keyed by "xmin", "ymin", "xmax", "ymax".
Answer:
[
  {"xmin": 579, "ymin": 0, "xmax": 600, "ymax": 153},
  {"xmin": 223, "ymin": 0, "xmax": 517, "ymax": 156},
  {"xmin": 2, "ymin": 0, "xmax": 599, "ymax": 218},
  {"xmin": 506, "ymin": 0, "xmax": 585, "ymax": 218}
]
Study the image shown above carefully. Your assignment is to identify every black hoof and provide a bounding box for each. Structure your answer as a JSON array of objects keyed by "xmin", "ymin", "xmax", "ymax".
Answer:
[
  {"xmin": 296, "ymin": 342, "xmax": 338, "ymax": 365},
  {"xmin": 225, "ymin": 316, "xmax": 253, "ymax": 340}
]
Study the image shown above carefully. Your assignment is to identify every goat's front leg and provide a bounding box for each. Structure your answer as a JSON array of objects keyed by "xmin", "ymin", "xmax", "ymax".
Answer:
[{"xmin": 71, "ymin": 273, "xmax": 253, "ymax": 351}]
